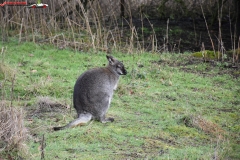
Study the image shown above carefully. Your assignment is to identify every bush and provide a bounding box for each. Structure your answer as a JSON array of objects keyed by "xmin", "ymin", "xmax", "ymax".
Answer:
[
  {"xmin": 0, "ymin": 101, "xmax": 28, "ymax": 158},
  {"xmin": 192, "ymin": 50, "xmax": 219, "ymax": 60}
]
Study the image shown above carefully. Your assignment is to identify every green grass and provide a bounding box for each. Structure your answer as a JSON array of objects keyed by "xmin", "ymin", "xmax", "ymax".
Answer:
[{"xmin": 0, "ymin": 40, "xmax": 239, "ymax": 159}]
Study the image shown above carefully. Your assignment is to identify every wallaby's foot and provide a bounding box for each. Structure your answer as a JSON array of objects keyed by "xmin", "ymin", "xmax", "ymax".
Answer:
[
  {"xmin": 100, "ymin": 117, "xmax": 114, "ymax": 123},
  {"xmin": 53, "ymin": 126, "xmax": 64, "ymax": 131},
  {"xmin": 107, "ymin": 117, "xmax": 114, "ymax": 122}
]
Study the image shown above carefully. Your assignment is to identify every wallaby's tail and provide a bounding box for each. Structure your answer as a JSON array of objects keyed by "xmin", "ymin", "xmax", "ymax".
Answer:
[{"xmin": 53, "ymin": 113, "xmax": 92, "ymax": 131}]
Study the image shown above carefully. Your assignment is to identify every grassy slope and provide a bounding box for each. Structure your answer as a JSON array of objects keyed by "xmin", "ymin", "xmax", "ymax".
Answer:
[{"xmin": 0, "ymin": 41, "xmax": 239, "ymax": 159}]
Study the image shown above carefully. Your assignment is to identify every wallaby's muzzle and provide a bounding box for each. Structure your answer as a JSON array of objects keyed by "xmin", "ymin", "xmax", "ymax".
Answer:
[
  {"xmin": 122, "ymin": 68, "xmax": 127, "ymax": 75},
  {"xmin": 117, "ymin": 65, "xmax": 127, "ymax": 75}
]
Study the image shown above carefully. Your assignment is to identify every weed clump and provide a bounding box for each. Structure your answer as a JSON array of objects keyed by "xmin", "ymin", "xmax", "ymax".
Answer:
[
  {"xmin": 226, "ymin": 49, "xmax": 240, "ymax": 62},
  {"xmin": 193, "ymin": 49, "xmax": 240, "ymax": 63},
  {"xmin": 37, "ymin": 96, "xmax": 69, "ymax": 112},
  {"xmin": 181, "ymin": 115, "xmax": 226, "ymax": 138},
  {"xmin": 0, "ymin": 63, "xmax": 15, "ymax": 81},
  {"xmin": 0, "ymin": 101, "xmax": 28, "ymax": 157},
  {"xmin": 192, "ymin": 50, "xmax": 219, "ymax": 60}
]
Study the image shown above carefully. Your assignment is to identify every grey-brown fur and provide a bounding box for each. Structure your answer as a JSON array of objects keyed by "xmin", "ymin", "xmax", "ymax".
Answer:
[{"xmin": 53, "ymin": 55, "xmax": 127, "ymax": 131}]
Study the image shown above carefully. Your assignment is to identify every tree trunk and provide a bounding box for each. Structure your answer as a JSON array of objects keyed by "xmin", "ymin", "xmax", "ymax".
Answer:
[
  {"xmin": 236, "ymin": 0, "xmax": 240, "ymax": 40},
  {"xmin": 120, "ymin": 0, "xmax": 124, "ymax": 18}
]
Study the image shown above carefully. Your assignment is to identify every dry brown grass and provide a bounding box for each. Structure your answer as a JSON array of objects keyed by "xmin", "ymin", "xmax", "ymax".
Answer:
[
  {"xmin": 0, "ymin": 101, "xmax": 28, "ymax": 155},
  {"xmin": 183, "ymin": 115, "xmax": 226, "ymax": 139},
  {"xmin": 0, "ymin": 0, "xmax": 234, "ymax": 53},
  {"xmin": 37, "ymin": 96, "xmax": 69, "ymax": 112},
  {"xmin": 192, "ymin": 116, "xmax": 225, "ymax": 137}
]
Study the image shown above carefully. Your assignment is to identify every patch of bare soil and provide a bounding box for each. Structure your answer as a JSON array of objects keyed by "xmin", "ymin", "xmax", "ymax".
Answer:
[
  {"xmin": 26, "ymin": 96, "xmax": 70, "ymax": 120},
  {"xmin": 25, "ymin": 96, "xmax": 71, "ymax": 134}
]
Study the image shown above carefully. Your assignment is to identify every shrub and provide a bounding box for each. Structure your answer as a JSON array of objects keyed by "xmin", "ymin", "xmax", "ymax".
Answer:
[
  {"xmin": 192, "ymin": 50, "xmax": 220, "ymax": 60},
  {"xmin": 0, "ymin": 101, "xmax": 28, "ymax": 157}
]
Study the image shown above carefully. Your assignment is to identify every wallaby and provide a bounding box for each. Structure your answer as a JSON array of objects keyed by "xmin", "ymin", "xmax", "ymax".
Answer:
[{"xmin": 53, "ymin": 55, "xmax": 127, "ymax": 131}]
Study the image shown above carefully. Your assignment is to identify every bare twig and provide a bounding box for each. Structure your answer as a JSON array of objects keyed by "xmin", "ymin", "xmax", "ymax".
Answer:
[
  {"xmin": 201, "ymin": 42, "xmax": 206, "ymax": 62},
  {"xmin": 218, "ymin": 0, "xmax": 224, "ymax": 61},
  {"xmin": 1, "ymin": 47, "xmax": 6, "ymax": 100},
  {"xmin": 41, "ymin": 134, "xmax": 45, "ymax": 160},
  {"xmin": 1, "ymin": 47, "xmax": 5, "ymax": 64},
  {"xmin": 18, "ymin": 18, "xmax": 24, "ymax": 44},
  {"xmin": 164, "ymin": 18, "xmax": 169, "ymax": 53},
  {"xmin": 144, "ymin": 14, "xmax": 157, "ymax": 53},
  {"xmin": 228, "ymin": 7, "xmax": 235, "ymax": 64},
  {"xmin": 10, "ymin": 74, "xmax": 16, "ymax": 107},
  {"xmin": 67, "ymin": 18, "xmax": 77, "ymax": 52},
  {"xmin": 178, "ymin": 38, "xmax": 182, "ymax": 53},
  {"xmin": 200, "ymin": 4, "xmax": 216, "ymax": 58},
  {"xmin": 141, "ymin": 12, "xmax": 144, "ymax": 53},
  {"xmin": 78, "ymin": 1, "xmax": 95, "ymax": 51},
  {"xmin": 237, "ymin": 36, "xmax": 240, "ymax": 62}
]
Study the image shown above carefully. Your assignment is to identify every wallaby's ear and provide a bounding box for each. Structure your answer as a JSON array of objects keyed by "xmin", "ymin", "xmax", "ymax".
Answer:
[{"xmin": 106, "ymin": 55, "xmax": 115, "ymax": 65}]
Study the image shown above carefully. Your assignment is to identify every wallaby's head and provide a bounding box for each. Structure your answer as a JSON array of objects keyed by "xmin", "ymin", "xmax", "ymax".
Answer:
[{"xmin": 106, "ymin": 55, "xmax": 127, "ymax": 75}]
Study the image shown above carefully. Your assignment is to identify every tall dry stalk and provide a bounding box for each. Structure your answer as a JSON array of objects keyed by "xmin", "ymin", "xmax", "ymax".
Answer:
[
  {"xmin": 201, "ymin": 42, "xmax": 206, "ymax": 62},
  {"xmin": 80, "ymin": 1, "xmax": 96, "ymax": 51},
  {"xmin": 140, "ymin": 11, "xmax": 144, "ymax": 53},
  {"xmin": 228, "ymin": 8, "xmax": 234, "ymax": 63},
  {"xmin": 67, "ymin": 17, "xmax": 77, "ymax": 51},
  {"xmin": 217, "ymin": 0, "xmax": 224, "ymax": 61},
  {"xmin": 1, "ymin": 47, "xmax": 6, "ymax": 100},
  {"xmin": 18, "ymin": 18, "xmax": 24, "ymax": 43},
  {"xmin": 144, "ymin": 14, "xmax": 157, "ymax": 53},
  {"xmin": 237, "ymin": 37, "xmax": 240, "ymax": 62},
  {"xmin": 200, "ymin": 4, "xmax": 216, "ymax": 58},
  {"xmin": 163, "ymin": 18, "xmax": 169, "ymax": 53},
  {"xmin": 10, "ymin": 74, "xmax": 16, "ymax": 107}
]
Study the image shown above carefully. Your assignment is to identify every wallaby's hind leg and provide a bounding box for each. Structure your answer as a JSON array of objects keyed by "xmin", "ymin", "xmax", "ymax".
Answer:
[{"xmin": 53, "ymin": 112, "xmax": 92, "ymax": 131}]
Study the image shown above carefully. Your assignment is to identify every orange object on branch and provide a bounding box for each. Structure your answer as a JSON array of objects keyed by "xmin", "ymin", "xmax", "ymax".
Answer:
[
  {"xmin": 0, "ymin": 1, "xmax": 27, "ymax": 7},
  {"xmin": 0, "ymin": 1, "xmax": 48, "ymax": 8}
]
